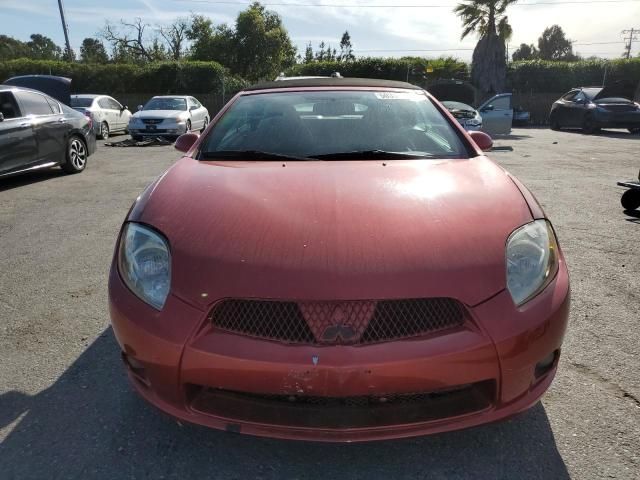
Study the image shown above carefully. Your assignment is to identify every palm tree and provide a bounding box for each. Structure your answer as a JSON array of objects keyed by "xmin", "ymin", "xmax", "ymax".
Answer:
[{"xmin": 454, "ymin": 0, "xmax": 517, "ymax": 98}]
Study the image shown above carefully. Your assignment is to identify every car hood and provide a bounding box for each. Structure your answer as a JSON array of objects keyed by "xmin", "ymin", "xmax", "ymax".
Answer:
[
  {"xmin": 593, "ymin": 82, "xmax": 638, "ymax": 102},
  {"xmin": 133, "ymin": 110, "xmax": 188, "ymax": 119},
  {"xmin": 129, "ymin": 157, "xmax": 533, "ymax": 309}
]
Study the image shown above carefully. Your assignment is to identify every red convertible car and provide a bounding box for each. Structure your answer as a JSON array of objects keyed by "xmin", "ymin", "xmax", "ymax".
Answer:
[{"xmin": 109, "ymin": 78, "xmax": 570, "ymax": 442}]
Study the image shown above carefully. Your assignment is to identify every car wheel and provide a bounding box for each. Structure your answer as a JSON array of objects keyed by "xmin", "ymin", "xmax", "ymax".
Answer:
[
  {"xmin": 201, "ymin": 117, "xmax": 209, "ymax": 133},
  {"xmin": 99, "ymin": 121, "xmax": 109, "ymax": 140},
  {"xmin": 61, "ymin": 136, "xmax": 88, "ymax": 174},
  {"xmin": 628, "ymin": 127, "xmax": 640, "ymax": 135},
  {"xmin": 186, "ymin": 119, "xmax": 192, "ymax": 133},
  {"xmin": 621, "ymin": 189, "xmax": 640, "ymax": 210},
  {"xmin": 549, "ymin": 112, "xmax": 561, "ymax": 130},
  {"xmin": 582, "ymin": 114, "xmax": 599, "ymax": 134}
]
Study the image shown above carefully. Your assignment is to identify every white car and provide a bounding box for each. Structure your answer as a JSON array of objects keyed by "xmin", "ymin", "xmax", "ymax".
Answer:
[
  {"xmin": 442, "ymin": 101, "xmax": 483, "ymax": 131},
  {"xmin": 70, "ymin": 94, "xmax": 132, "ymax": 139},
  {"xmin": 128, "ymin": 96, "xmax": 209, "ymax": 141}
]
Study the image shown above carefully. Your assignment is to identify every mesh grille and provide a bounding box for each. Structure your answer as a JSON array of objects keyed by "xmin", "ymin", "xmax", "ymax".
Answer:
[{"xmin": 210, "ymin": 298, "xmax": 467, "ymax": 345}]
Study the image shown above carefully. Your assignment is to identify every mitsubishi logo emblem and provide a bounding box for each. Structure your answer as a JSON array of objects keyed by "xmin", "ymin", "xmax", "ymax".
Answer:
[{"xmin": 321, "ymin": 306, "xmax": 357, "ymax": 343}]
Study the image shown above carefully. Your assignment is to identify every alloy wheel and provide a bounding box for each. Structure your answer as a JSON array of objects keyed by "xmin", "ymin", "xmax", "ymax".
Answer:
[{"xmin": 70, "ymin": 138, "xmax": 87, "ymax": 170}]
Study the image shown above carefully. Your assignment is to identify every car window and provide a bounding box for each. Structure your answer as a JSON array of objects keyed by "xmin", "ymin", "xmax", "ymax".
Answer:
[
  {"xmin": 46, "ymin": 97, "xmax": 61, "ymax": 114},
  {"xmin": 573, "ymin": 92, "xmax": 586, "ymax": 103},
  {"xmin": 200, "ymin": 90, "xmax": 468, "ymax": 159},
  {"xmin": 0, "ymin": 92, "xmax": 22, "ymax": 119},
  {"xmin": 15, "ymin": 91, "xmax": 55, "ymax": 116},
  {"xmin": 98, "ymin": 98, "xmax": 112, "ymax": 109},
  {"xmin": 490, "ymin": 96, "xmax": 511, "ymax": 110},
  {"xmin": 143, "ymin": 97, "xmax": 187, "ymax": 111},
  {"xmin": 191, "ymin": 97, "xmax": 202, "ymax": 108},
  {"xmin": 561, "ymin": 91, "xmax": 578, "ymax": 101},
  {"xmin": 70, "ymin": 97, "xmax": 94, "ymax": 108},
  {"xmin": 106, "ymin": 98, "xmax": 121, "ymax": 110}
]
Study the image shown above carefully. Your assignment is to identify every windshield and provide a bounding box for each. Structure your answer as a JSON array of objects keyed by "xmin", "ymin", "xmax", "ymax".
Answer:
[
  {"xmin": 200, "ymin": 90, "xmax": 468, "ymax": 159},
  {"xmin": 143, "ymin": 97, "xmax": 187, "ymax": 111},
  {"xmin": 70, "ymin": 97, "xmax": 93, "ymax": 108}
]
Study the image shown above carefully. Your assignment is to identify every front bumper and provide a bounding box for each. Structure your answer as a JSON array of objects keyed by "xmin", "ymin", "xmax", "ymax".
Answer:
[
  {"xmin": 129, "ymin": 121, "xmax": 187, "ymax": 137},
  {"xmin": 109, "ymin": 264, "xmax": 570, "ymax": 442}
]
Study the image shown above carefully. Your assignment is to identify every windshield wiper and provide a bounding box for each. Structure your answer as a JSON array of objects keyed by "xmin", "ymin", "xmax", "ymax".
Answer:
[
  {"xmin": 200, "ymin": 150, "xmax": 310, "ymax": 161},
  {"xmin": 309, "ymin": 150, "xmax": 435, "ymax": 160}
]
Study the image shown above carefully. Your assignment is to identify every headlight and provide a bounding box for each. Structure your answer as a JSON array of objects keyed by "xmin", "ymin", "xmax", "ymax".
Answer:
[
  {"xmin": 506, "ymin": 220, "xmax": 559, "ymax": 306},
  {"xmin": 118, "ymin": 223, "xmax": 171, "ymax": 310}
]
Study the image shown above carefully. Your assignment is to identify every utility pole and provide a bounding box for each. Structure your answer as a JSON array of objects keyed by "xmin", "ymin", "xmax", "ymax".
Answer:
[
  {"xmin": 57, "ymin": 0, "xmax": 73, "ymax": 61},
  {"xmin": 622, "ymin": 28, "xmax": 639, "ymax": 59}
]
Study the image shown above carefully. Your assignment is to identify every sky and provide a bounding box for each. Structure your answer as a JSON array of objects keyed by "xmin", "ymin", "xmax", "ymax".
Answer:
[{"xmin": 2, "ymin": 0, "xmax": 640, "ymax": 61}]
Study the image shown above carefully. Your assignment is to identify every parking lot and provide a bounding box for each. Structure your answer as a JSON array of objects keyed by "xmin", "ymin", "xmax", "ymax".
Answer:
[{"xmin": 1, "ymin": 127, "xmax": 639, "ymax": 479}]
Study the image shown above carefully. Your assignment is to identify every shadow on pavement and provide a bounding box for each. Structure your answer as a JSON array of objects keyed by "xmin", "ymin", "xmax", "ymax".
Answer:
[
  {"xmin": 557, "ymin": 129, "xmax": 640, "ymax": 140},
  {"xmin": 0, "ymin": 329, "xmax": 570, "ymax": 479},
  {"xmin": 0, "ymin": 168, "xmax": 64, "ymax": 193},
  {"xmin": 623, "ymin": 209, "xmax": 640, "ymax": 223}
]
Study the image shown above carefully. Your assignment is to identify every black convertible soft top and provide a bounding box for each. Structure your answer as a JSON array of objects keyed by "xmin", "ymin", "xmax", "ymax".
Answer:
[{"xmin": 245, "ymin": 77, "xmax": 423, "ymax": 92}]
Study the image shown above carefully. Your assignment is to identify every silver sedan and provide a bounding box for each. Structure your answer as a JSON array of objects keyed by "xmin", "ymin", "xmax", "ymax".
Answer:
[{"xmin": 128, "ymin": 96, "xmax": 209, "ymax": 140}]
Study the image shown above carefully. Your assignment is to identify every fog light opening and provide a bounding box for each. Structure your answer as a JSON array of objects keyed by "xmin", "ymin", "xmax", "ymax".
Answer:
[
  {"xmin": 121, "ymin": 352, "xmax": 150, "ymax": 387},
  {"xmin": 535, "ymin": 350, "xmax": 559, "ymax": 378}
]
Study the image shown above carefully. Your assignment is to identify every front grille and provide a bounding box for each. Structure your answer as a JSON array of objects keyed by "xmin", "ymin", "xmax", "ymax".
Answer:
[
  {"xmin": 209, "ymin": 298, "xmax": 467, "ymax": 345},
  {"xmin": 189, "ymin": 381, "xmax": 494, "ymax": 429},
  {"xmin": 142, "ymin": 118, "xmax": 164, "ymax": 125}
]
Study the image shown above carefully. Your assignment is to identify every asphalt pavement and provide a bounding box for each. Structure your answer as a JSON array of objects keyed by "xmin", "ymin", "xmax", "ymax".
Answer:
[{"xmin": 1, "ymin": 128, "xmax": 639, "ymax": 479}]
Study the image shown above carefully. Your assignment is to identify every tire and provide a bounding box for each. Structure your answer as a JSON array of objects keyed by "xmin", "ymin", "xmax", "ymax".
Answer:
[
  {"xmin": 201, "ymin": 117, "xmax": 209, "ymax": 133},
  {"xmin": 549, "ymin": 112, "xmax": 561, "ymax": 130},
  {"xmin": 61, "ymin": 136, "xmax": 88, "ymax": 174},
  {"xmin": 621, "ymin": 189, "xmax": 640, "ymax": 210},
  {"xmin": 628, "ymin": 127, "xmax": 640, "ymax": 135},
  {"xmin": 99, "ymin": 121, "xmax": 109, "ymax": 140},
  {"xmin": 186, "ymin": 119, "xmax": 192, "ymax": 133},
  {"xmin": 582, "ymin": 114, "xmax": 599, "ymax": 134}
]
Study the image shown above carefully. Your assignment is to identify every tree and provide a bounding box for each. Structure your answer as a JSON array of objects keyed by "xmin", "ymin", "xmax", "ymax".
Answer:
[
  {"xmin": 102, "ymin": 18, "xmax": 166, "ymax": 62},
  {"xmin": 187, "ymin": 15, "xmax": 235, "ymax": 66},
  {"xmin": 0, "ymin": 35, "xmax": 29, "ymax": 60},
  {"xmin": 159, "ymin": 18, "xmax": 190, "ymax": 60},
  {"xmin": 454, "ymin": 0, "xmax": 517, "ymax": 96},
  {"xmin": 538, "ymin": 25, "xmax": 576, "ymax": 61},
  {"xmin": 339, "ymin": 31, "xmax": 355, "ymax": 62},
  {"xmin": 304, "ymin": 42, "xmax": 314, "ymax": 63},
  {"xmin": 80, "ymin": 38, "xmax": 109, "ymax": 63},
  {"xmin": 233, "ymin": 2, "xmax": 297, "ymax": 81},
  {"xmin": 512, "ymin": 43, "xmax": 537, "ymax": 61},
  {"xmin": 26, "ymin": 34, "xmax": 62, "ymax": 60}
]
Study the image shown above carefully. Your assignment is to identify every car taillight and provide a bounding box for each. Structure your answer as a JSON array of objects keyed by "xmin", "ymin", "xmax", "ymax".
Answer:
[{"xmin": 84, "ymin": 111, "xmax": 93, "ymax": 129}]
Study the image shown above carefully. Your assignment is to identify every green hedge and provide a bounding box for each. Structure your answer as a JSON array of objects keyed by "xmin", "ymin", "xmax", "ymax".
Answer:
[
  {"xmin": 287, "ymin": 57, "xmax": 469, "ymax": 84},
  {"xmin": 508, "ymin": 58, "xmax": 640, "ymax": 93},
  {"xmin": 0, "ymin": 59, "xmax": 248, "ymax": 95}
]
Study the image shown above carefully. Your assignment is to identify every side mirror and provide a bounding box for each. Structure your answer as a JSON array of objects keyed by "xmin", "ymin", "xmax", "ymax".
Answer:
[
  {"xmin": 0, "ymin": 112, "xmax": 4, "ymax": 122},
  {"xmin": 468, "ymin": 130, "xmax": 493, "ymax": 151},
  {"xmin": 137, "ymin": 105, "xmax": 143, "ymax": 111},
  {"xmin": 174, "ymin": 132, "xmax": 199, "ymax": 153}
]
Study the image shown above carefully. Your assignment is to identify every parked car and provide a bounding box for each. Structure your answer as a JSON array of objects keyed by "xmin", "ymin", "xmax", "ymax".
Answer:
[
  {"xmin": 513, "ymin": 107, "xmax": 531, "ymax": 126},
  {"xmin": 128, "ymin": 96, "xmax": 209, "ymax": 141},
  {"xmin": 477, "ymin": 93, "xmax": 514, "ymax": 135},
  {"xmin": 70, "ymin": 94, "xmax": 131, "ymax": 139},
  {"xmin": 0, "ymin": 83, "xmax": 96, "ymax": 179},
  {"xmin": 549, "ymin": 85, "xmax": 640, "ymax": 134},
  {"xmin": 441, "ymin": 100, "xmax": 483, "ymax": 131},
  {"xmin": 109, "ymin": 77, "xmax": 570, "ymax": 442}
]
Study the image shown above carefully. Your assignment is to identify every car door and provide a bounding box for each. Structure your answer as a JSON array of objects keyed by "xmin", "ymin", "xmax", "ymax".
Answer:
[
  {"xmin": 565, "ymin": 91, "xmax": 587, "ymax": 127},
  {"xmin": 553, "ymin": 90, "xmax": 578, "ymax": 125},
  {"xmin": 479, "ymin": 94, "xmax": 513, "ymax": 135},
  {"xmin": 0, "ymin": 90, "xmax": 39, "ymax": 175},
  {"xmin": 189, "ymin": 97, "xmax": 205, "ymax": 129},
  {"xmin": 98, "ymin": 97, "xmax": 118, "ymax": 132},
  {"xmin": 14, "ymin": 90, "xmax": 68, "ymax": 165},
  {"xmin": 106, "ymin": 97, "xmax": 126, "ymax": 131}
]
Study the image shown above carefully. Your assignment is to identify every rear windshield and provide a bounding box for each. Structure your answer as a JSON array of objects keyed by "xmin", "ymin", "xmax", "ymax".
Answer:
[
  {"xmin": 143, "ymin": 97, "xmax": 187, "ymax": 111},
  {"xmin": 70, "ymin": 97, "xmax": 93, "ymax": 107},
  {"xmin": 200, "ymin": 90, "xmax": 468, "ymax": 159}
]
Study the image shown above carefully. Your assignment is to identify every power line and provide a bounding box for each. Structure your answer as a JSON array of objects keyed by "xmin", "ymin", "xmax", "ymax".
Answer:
[{"xmin": 173, "ymin": 0, "xmax": 640, "ymax": 7}]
